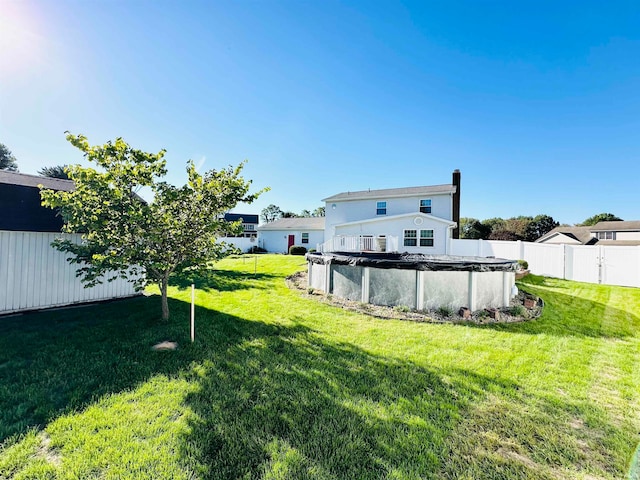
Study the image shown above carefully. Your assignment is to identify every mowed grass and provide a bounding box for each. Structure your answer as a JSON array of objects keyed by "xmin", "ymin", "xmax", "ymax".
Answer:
[{"xmin": 1, "ymin": 254, "xmax": 639, "ymax": 479}]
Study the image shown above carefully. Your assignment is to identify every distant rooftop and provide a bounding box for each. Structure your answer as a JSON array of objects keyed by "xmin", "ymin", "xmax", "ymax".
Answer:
[
  {"xmin": 536, "ymin": 226, "xmax": 597, "ymax": 244},
  {"xmin": 0, "ymin": 170, "xmax": 75, "ymax": 192},
  {"xmin": 257, "ymin": 217, "xmax": 325, "ymax": 230},
  {"xmin": 590, "ymin": 220, "xmax": 640, "ymax": 231},
  {"xmin": 322, "ymin": 184, "xmax": 456, "ymax": 203}
]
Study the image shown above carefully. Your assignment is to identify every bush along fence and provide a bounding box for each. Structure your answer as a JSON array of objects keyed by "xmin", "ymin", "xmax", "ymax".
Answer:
[
  {"xmin": 0, "ymin": 231, "xmax": 140, "ymax": 316},
  {"xmin": 450, "ymin": 239, "xmax": 640, "ymax": 288}
]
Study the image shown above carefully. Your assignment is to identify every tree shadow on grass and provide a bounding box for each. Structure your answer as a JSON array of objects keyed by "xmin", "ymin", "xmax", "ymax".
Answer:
[
  {"xmin": 176, "ymin": 311, "xmax": 631, "ymax": 479},
  {"xmin": 169, "ymin": 268, "xmax": 278, "ymax": 292}
]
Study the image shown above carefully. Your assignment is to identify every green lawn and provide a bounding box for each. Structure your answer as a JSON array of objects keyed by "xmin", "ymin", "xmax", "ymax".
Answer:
[{"xmin": 1, "ymin": 254, "xmax": 639, "ymax": 479}]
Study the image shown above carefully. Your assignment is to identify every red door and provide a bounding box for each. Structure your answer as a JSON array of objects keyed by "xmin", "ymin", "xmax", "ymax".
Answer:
[{"xmin": 287, "ymin": 234, "xmax": 295, "ymax": 252}]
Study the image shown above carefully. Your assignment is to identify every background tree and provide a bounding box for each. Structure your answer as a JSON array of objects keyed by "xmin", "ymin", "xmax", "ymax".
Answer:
[
  {"xmin": 459, "ymin": 217, "xmax": 491, "ymax": 239},
  {"xmin": 481, "ymin": 217, "xmax": 505, "ymax": 237},
  {"xmin": 281, "ymin": 211, "xmax": 298, "ymax": 218},
  {"xmin": 300, "ymin": 209, "xmax": 312, "ymax": 217},
  {"xmin": 38, "ymin": 165, "xmax": 70, "ymax": 179},
  {"xmin": 41, "ymin": 134, "xmax": 265, "ymax": 321},
  {"xmin": 261, "ymin": 204, "xmax": 282, "ymax": 223},
  {"xmin": 524, "ymin": 214, "xmax": 559, "ymax": 241},
  {"xmin": 0, "ymin": 143, "xmax": 19, "ymax": 171},
  {"xmin": 503, "ymin": 216, "xmax": 533, "ymax": 239},
  {"xmin": 489, "ymin": 229, "xmax": 523, "ymax": 241},
  {"xmin": 580, "ymin": 213, "xmax": 623, "ymax": 226},
  {"xmin": 313, "ymin": 206, "xmax": 325, "ymax": 217}
]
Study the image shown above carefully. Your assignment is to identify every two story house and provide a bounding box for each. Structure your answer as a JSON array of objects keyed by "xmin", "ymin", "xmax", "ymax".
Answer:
[
  {"xmin": 537, "ymin": 220, "xmax": 640, "ymax": 246},
  {"xmin": 320, "ymin": 170, "xmax": 461, "ymax": 255},
  {"xmin": 223, "ymin": 213, "xmax": 259, "ymax": 238}
]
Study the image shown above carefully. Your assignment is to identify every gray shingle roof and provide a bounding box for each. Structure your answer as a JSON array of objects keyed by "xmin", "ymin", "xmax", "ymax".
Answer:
[
  {"xmin": 590, "ymin": 220, "xmax": 640, "ymax": 231},
  {"xmin": 0, "ymin": 170, "xmax": 75, "ymax": 192},
  {"xmin": 322, "ymin": 184, "xmax": 456, "ymax": 202},
  {"xmin": 536, "ymin": 226, "xmax": 596, "ymax": 244},
  {"xmin": 257, "ymin": 217, "xmax": 325, "ymax": 230}
]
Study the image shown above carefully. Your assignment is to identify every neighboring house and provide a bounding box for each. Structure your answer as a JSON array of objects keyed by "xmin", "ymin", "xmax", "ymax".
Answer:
[
  {"xmin": 0, "ymin": 170, "xmax": 74, "ymax": 232},
  {"xmin": 320, "ymin": 170, "xmax": 461, "ymax": 254},
  {"xmin": 258, "ymin": 217, "xmax": 325, "ymax": 253},
  {"xmin": 223, "ymin": 213, "xmax": 259, "ymax": 238},
  {"xmin": 536, "ymin": 221, "xmax": 640, "ymax": 246},
  {"xmin": 535, "ymin": 226, "xmax": 597, "ymax": 245}
]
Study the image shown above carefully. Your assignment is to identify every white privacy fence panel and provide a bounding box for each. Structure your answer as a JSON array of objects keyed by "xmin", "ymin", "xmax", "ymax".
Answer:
[
  {"xmin": 565, "ymin": 246, "xmax": 600, "ymax": 284},
  {"xmin": 0, "ymin": 231, "xmax": 139, "ymax": 315},
  {"xmin": 217, "ymin": 236, "xmax": 258, "ymax": 252},
  {"xmin": 450, "ymin": 238, "xmax": 639, "ymax": 288}
]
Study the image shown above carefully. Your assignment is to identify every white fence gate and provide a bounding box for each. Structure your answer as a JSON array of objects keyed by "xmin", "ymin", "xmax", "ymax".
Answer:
[
  {"xmin": 1, "ymin": 231, "xmax": 140, "ymax": 315},
  {"xmin": 450, "ymin": 239, "xmax": 640, "ymax": 288}
]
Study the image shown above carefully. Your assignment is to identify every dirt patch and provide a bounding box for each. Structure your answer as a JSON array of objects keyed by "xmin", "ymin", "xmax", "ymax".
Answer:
[
  {"xmin": 286, "ymin": 271, "xmax": 542, "ymax": 324},
  {"xmin": 37, "ymin": 433, "xmax": 62, "ymax": 467}
]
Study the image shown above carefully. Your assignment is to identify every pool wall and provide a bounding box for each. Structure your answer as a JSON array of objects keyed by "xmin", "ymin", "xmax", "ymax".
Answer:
[{"xmin": 308, "ymin": 252, "xmax": 517, "ymax": 312}]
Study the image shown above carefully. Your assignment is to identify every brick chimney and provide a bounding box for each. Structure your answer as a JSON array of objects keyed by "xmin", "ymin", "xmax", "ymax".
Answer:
[{"xmin": 452, "ymin": 169, "xmax": 461, "ymax": 239}]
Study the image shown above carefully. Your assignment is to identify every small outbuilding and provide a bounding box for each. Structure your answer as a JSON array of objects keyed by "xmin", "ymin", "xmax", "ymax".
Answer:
[{"xmin": 258, "ymin": 217, "xmax": 325, "ymax": 253}]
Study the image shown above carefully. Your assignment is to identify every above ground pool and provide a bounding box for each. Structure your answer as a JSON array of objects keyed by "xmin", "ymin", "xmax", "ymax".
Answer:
[{"xmin": 306, "ymin": 251, "xmax": 518, "ymax": 312}]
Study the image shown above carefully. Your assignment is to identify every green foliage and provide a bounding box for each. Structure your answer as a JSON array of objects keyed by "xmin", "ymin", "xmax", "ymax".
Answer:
[
  {"xmin": 508, "ymin": 304, "xmax": 526, "ymax": 317},
  {"xmin": 436, "ymin": 306, "xmax": 454, "ymax": 318},
  {"xmin": 524, "ymin": 214, "xmax": 559, "ymax": 241},
  {"xmin": 38, "ymin": 164, "xmax": 71, "ymax": 179},
  {"xmin": 580, "ymin": 212, "xmax": 623, "ymax": 226},
  {"xmin": 313, "ymin": 206, "xmax": 325, "ymax": 217},
  {"xmin": 460, "ymin": 217, "xmax": 491, "ymax": 239},
  {"xmin": 394, "ymin": 305, "xmax": 410, "ymax": 313},
  {"xmin": 517, "ymin": 259, "xmax": 529, "ymax": 270},
  {"xmin": 0, "ymin": 143, "xmax": 18, "ymax": 171},
  {"xmin": 40, "ymin": 133, "xmax": 266, "ymax": 320},
  {"xmin": 281, "ymin": 211, "xmax": 298, "ymax": 218},
  {"xmin": 261, "ymin": 204, "xmax": 283, "ymax": 223},
  {"xmin": 288, "ymin": 245, "xmax": 307, "ymax": 255},
  {"xmin": 489, "ymin": 229, "xmax": 523, "ymax": 241}
]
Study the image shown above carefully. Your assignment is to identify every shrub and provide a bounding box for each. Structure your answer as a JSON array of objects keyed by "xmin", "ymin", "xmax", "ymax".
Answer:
[
  {"xmin": 517, "ymin": 259, "xmax": 529, "ymax": 270},
  {"xmin": 436, "ymin": 306, "xmax": 454, "ymax": 318},
  {"xmin": 394, "ymin": 305, "xmax": 410, "ymax": 313},
  {"xmin": 508, "ymin": 305, "xmax": 526, "ymax": 317},
  {"xmin": 289, "ymin": 245, "xmax": 307, "ymax": 255},
  {"xmin": 247, "ymin": 246, "xmax": 267, "ymax": 254},
  {"xmin": 308, "ymin": 248, "xmax": 316, "ymax": 253}
]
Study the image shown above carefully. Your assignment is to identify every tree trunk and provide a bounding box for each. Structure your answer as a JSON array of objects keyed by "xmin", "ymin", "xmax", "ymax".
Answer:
[{"xmin": 160, "ymin": 277, "xmax": 170, "ymax": 321}]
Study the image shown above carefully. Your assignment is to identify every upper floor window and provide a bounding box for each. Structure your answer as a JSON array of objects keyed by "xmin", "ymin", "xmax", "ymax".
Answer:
[
  {"xmin": 244, "ymin": 224, "xmax": 255, "ymax": 230},
  {"xmin": 420, "ymin": 229, "xmax": 434, "ymax": 247},
  {"xmin": 596, "ymin": 231, "xmax": 615, "ymax": 240},
  {"xmin": 301, "ymin": 232, "xmax": 309, "ymax": 244},
  {"xmin": 404, "ymin": 229, "xmax": 417, "ymax": 246},
  {"xmin": 419, "ymin": 199, "xmax": 432, "ymax": 214},
  {"xmin": 376, "ymin": 201, "xmax": 387, "ymax": 215}
]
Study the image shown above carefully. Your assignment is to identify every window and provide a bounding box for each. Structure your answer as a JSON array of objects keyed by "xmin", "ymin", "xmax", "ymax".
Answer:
[
  {"xmin": 301, "ymin": 232, "xmax": 309, "ymax": 244},
  {"xmin": 404, "ymin": 229, "xmax": 417, "ymax": 246},
  {"xmin": 596, "ymin": 231, "xmax": 615, "ymax": 240},
  {"xmin": 376, "ymin": 201, "xmax": 387, "ymax": 215},
  {"xmin": 244, "ymin": 224, "xmax": 255, "ymax": 231},
  {"xmin": 419, "ymin": 199, "xmax": 432, "ymax": 214},
  {"xmin": 420, "ymin": 229, "xmax": 434, "ymax": 247}
]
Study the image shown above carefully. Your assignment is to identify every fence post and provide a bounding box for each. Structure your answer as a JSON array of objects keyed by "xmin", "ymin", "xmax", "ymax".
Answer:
[
  {"xmin": 517, "ymin": 240, "xmax": 524, "ymax": 260},
  {"xmin": 468, "ymin": 271, "xmax": 477, "ymax": 311},
  {"xmin": 362, "ymin": 267, "xmax": 370, "ymax": 303},
  {"xmin": 416, "ymin": 270, "xmax": 424, "ymax": 310}
]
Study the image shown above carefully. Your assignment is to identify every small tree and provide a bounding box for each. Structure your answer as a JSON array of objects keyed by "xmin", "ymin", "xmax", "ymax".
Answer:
[
  {"xmin": 41, "ymin": 134, "xmax": 266, "ymax": 321},
  {"xmin": 261, "ymin": 204, "xmax": 282, "ymax": 223},
  {"xmin": 39, "ymin": 165, "xmax": 70, "ymax": 179},
  {"xmin": 312, "ymin": 206, "xmax": 325, "ymax": 217},
  {"xmin": 460, "ymin": 217, "xmax": 491, "ymax": 239},
  {"xmin": 281, "ymin": 211, "xmax": 298, "ymax": 218},
  {"xmin": 580, "ymin": 213, "xmax": 623, "ymax": 226},
  {"xmin": 0, "ymin": 143, "xmax": 19, "ymax": 171}
]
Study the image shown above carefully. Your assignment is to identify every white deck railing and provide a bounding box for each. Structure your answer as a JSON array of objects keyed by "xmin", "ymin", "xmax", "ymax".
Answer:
[{"xmin": 318, "ymin": 235, "xmax": 399, "ymax": 253}]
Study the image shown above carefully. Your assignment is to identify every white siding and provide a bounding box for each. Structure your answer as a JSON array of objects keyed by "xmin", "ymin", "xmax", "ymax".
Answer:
[
  {"xmin": 335, "ymin": 216, "xmax": 451, "ymax": 254},
  {"xmin": 325, "ymin": 194, "xmax": 452, "ymax": 237},
  {"xmin": 259, "ymin": 230, "xmax": 324, "ymax": 253},
  {"xmin": 615, "ymin": 231, "xmax": 640, "ymax": 241},
  {"xmin": 540, "ymin": 233, "xmax": 582, "ymax": 244},
  {"xmin": 0, "ymin": 231, "xmax": 140, "ymax": 315}
]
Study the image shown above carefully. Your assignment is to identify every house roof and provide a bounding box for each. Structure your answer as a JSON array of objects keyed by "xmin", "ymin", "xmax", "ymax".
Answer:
[
  {"xmin": 596, "ymin": 240, "xmax": 640, "ymax": 246},
  {"xmin": 322, "ymin": 184, "xmax": 456, "ymax": 203},
  {"xmin": 335, "ymin": 212, "xmax": 456, "ymax": 228},
  {"xmin": 0, "ymin": 170, "xmax": 75, "ymax": 192},
  {"xmin": 536, "ymin": 226, "xmax": 597, "ymax": 245},
  {"xmin": 590, "ymin": 220, "xmax": 640, "ymax": 231},
  {"xmin": 257, "ymin": 217, "xmax": 325, "ymax": 231},
  {"xmin": 224, "ymin": 213, "xmax": 259, "ymax": 224}
]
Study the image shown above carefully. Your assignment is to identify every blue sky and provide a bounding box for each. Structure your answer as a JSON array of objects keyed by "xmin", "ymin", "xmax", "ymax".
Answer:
[{"xmin": 1, "ymin": 0, "xmax": 639, "ymax": 225}]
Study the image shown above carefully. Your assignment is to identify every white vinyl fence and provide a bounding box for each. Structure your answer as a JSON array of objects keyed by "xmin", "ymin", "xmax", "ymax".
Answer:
[
  {"xmin": 217, "ymin": 236, "xmax": 259, "ymax": 252},
  {"xmin": 451, "ymin": 239, "xmax": 640, "ymax": 288},
  {"xmin": 1, "ymin": 231, "xmax": 140, "ymax": 315}
]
